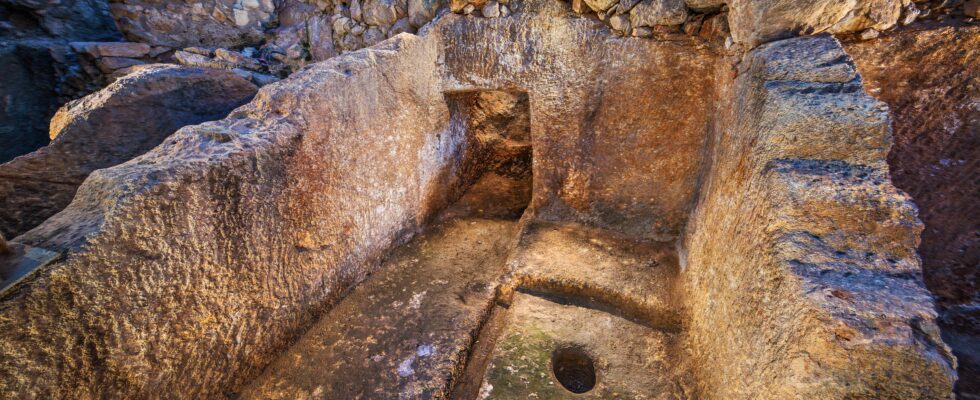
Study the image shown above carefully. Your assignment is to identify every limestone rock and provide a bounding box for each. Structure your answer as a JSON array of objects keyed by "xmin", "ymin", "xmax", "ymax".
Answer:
[
  {"xmin": 69, "ymin": 42, "xmax": 150, "ymax": 58},
  {"xmin": 609, "ymin": 13, "xmax": 631, "ymax": 33},
  {"xmin": 0, "ymin": 2, "xmax": 962, "ymax": 399},
  {"xmin": 362, "ymin": 0, "xmax": 401, "ymax": 25},
  {"xmin": 408, "ymin": 0, "xmax": 440, "ymax": 26},
  {"xmin": 629, "ymin": 0, "xmax": 689, "ymax": 28},
  {"xmin": 108, "ymin": 0, "xmax": 276, "ymax": 48},
  {"xmin": 363, "ymin": 26, "xmax": 386, "ymax": 46},
  {"xmin": 482, "ymin": 1, "xmax": 500, "ymax": 17},
  {"xmin": 584, "ymin": 0, "xmax": 619, "ymax": 13},
  {"xmin": 846, "ymin": 25, "xmax": 980, "ymax": 397},
  {"xmin": 726, "ymin": 0, "xmax": 910, "ymax": 48},
  {"xmin": 388, "ymin": 18, "xmax": 414, "ymax": 37},
  {"xmin": 0, "ymin": 64, "xmax": 257, "ymax": 239},
  {"xmin": 684, "ymin": 0, "xmax": 723, "ymax": 11},
  {"xmin": 307, "ymin": 15, "xmax": 337, "ymax": 61},
  {"xmin": 682, "ymin": 34, "xmax": 955, "ymax": 399},
  {"xmin": 95, "ymin": 56, "xmax": 146, "ymax": 74}
]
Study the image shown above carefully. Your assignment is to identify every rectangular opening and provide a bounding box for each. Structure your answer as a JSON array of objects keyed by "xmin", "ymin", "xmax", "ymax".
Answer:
[{"xmin": 439, "ymin": 90, "xmax": 532, "ymax": 221}]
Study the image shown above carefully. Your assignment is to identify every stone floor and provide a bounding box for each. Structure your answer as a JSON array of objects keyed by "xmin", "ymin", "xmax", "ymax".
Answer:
[
  {"xmin": 238, "ymin": 201, "xmax": 693, "ymax": 399},
  {"xmin": 237, "ymin": 216, "xmax": 519, "ymax": 399},
  {"xmin": 478, "ymin": 292, "xmax": 694, "ymax": 399}
]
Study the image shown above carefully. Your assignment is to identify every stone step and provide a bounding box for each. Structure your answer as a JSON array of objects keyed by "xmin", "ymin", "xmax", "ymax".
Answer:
[{"xmin": 502, "ymin": 221, "xmax": 684, "ymax": 330}]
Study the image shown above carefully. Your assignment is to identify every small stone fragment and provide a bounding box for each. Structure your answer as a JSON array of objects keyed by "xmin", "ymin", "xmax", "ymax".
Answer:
[
  {"xmin": 629, "ymin": 0, "xmax": 689, "ymax": 28},
  {"xmin": 333, "ymin": 16, "xmax": 354, "ymax": 36},
  {"xmin": 362, "ymin": 0, "xmax": 400, "ymax": 25},
  {"xmin": 408, "ymin": 0, "xmax": 440, "ymax": 27},
  {"xmin": 233, "ymin": 8, "xmax": 250, "ymax": 27},
  {"xmin": 174, "ymin": 50, "xmax": 217, "ymax": 68},
  {"xmin": 351, "ymin": 0, "xmax": 364, "ymax": 21},
  {"xmin": 609, "ymin": 13, "xmax": 631, "ymax": 34},
  {"xmin": 482, "ymin": 1, "xmax": 500, "ymax": 17},
  {"xmin": 351, "ymin": 23, "xmax": 367, "ymax": 35},
  {"xmin": 463, "ymin": 4, "xmax": 476, "ymax": 14},
  {"xmin": 900, "ymin": 3, "xmax": 920, "ymax": 25},
  {"xmin": 859, "ymin": 28, "xmax": 880, "ymax": 40},
  {"xmin": 632, "ymin": 26, "xmax": 653, "ymax": 37},
  {"xmin": 363, "ymin": 26, "xmax": 386, "ymax": 46}
]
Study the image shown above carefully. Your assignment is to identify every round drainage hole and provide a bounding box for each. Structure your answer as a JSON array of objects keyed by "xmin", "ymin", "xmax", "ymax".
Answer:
[{"xmin": 551, "ymin": 347, "xmax": 596, "ymax": 394}]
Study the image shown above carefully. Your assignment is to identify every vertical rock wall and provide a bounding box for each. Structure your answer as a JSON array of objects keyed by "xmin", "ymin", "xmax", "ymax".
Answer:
[
  {"xmin": 682, "ymin": 35, "xmax": 956, "ymax": 399},
  {"xmin": 844, "ymin": 24, "xmax": 980, "ymax": 398},
  {"xmin": 0, "ymin": 35, "xmax": 457, "ymax": 398}
]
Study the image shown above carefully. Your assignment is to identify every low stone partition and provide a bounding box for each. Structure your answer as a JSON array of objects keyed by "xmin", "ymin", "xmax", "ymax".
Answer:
[
  {"xmin": 0, "ymin": 65, "xmax": 257, "ymax": 239},
  {"xmin": 681, "ymin": 35, "xmax": 956, "ymax": 398}
]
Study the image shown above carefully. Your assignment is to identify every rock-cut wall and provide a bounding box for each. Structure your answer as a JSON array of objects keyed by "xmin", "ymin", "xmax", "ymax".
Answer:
[
  {"xmin": 0, "ymin": 34, "xmax": 464, "ymax": 398},
  {"xmin": 681, "ymin": 34, "xmax": 956, "ymax": 399}
]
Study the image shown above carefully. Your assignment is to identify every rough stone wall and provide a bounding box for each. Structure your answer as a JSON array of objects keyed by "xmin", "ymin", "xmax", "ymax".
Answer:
[
  {"xmin": 681, "ymin": 35, "xmax": 956, "ymax": 399},
  {"xmin": 0, "ymin": 64, "xmax": 258, "ymax": 239},
  {"xmin": 437, "ymin": 0, "xmax": 719, "ymax": 239},
  {"xmin": 844, "ymin": 24, "xmax": 980, "ymax": 399},
  {"xmin": 0, "ymin": 5, "xmax": 720, "ymax": 395},
  {"xmin": 0, "ymin": 35, "xmax": 458, "ymax": 398},
  {"xmin": 109, "ymin": 0, "xmax": 277, "ymax": 48}
]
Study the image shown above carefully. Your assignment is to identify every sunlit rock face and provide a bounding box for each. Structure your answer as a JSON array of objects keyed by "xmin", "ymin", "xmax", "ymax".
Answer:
[{"xmin": 0, "ymin": 0, "xmax": 972, "ymax": 399}]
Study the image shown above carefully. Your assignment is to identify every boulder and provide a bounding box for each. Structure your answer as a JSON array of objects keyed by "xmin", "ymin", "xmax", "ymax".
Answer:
[
  {"xmin": 630, "ymin": 0, "xmax": 689, "ymax": 28},
  {"xmin": 0, "ymin": 65, "xmax": 257, "ymax": 239},
  {"xmin": 362, "ymin": 0, "xmax": 402, "ymax": 25},
  {"xmin": 726, "ymin": 0, "xmax": 910, "ymax": 48},
  {"xmin": 584, "ymin": 0, "xmax": 619, "ymax": 13},
  {"xmin": 408, "ymin": 0, "xmax": 440, "ymax": 27}
]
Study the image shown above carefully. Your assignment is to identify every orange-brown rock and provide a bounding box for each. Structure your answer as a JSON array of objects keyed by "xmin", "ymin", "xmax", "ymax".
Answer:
[
  {"xmin": 0, "ymin": 2, "xmax": 960, "ymax": 399},
  {"xmin": 845, "ymin": 23, "xmax": 980, "ymax": 399}
]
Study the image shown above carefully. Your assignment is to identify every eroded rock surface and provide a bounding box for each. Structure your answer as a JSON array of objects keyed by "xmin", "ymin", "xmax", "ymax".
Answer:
[
  {"xmin": 845, "ymin": 24, "xmax": 980, "ymax": 399},
  {"xmin": 109, "ymin": 0, "xmax": 277, "ymax": 48},
  {"xmin": 682, "ymin": 34, "xmax": 955, "ymax": 398},
  {"xmin": 0, "ymin": 2, "xmax": 965, "ymax": 399},
  {"xmin": 0, "ymin": 64, "xmax": 257, "ymax": 239},
  {"xmin": 239, "ymin": 217, "xmax": 519, "ymax": 399}
]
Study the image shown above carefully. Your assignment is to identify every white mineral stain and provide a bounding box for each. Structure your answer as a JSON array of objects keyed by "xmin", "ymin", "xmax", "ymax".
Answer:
[
  {"xmin": 409, "ymin": 291, "xmax": 427, "ymax": 309},
  {"xmin": 397, "ymin": 356, "xmax": 415, "ymax": 377},
  {"xmin": 398, "ymin": 344, "xmax": 435, "ymax": 377},
  {"xmin": 416, "ymin": 344, "xmax": 434, "ymax": 357}
]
